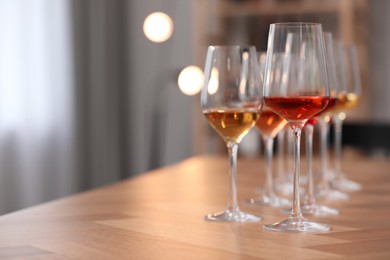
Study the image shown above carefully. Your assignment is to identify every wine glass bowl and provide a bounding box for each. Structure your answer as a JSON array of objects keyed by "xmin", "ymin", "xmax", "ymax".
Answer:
[
  {"xmin": 262, "ymin": 23, "xmax": 331, "ymax": 232},
  {"xmin": 201, "ymin": 45, "xmax": 263, "ymax": 222}
]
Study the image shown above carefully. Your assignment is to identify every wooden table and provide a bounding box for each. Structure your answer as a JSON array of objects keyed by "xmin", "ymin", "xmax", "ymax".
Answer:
[{"xmin": 0, "ymin": 150, "xmax": 389, "ymax": 259}]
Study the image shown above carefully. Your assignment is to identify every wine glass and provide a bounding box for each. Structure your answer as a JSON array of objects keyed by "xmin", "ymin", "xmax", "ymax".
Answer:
[
  {"xmin": 281, "ymin": 32, "xmax": 340, "ymax": 216},
  {"xmin": 247, "ymin": 52, "xmax": 290, "ymax": 207},
  {"xmin": 315, "ymin": 34, "xmax": 349, "ymax": 201},
  {"xmin": 263, "ymin": 23, "xmax": 330, "ymax": 232},
  {"xmin": 201, "ymin": 45, "xmax": 263, "ymax": 222},
  {"xmin": 331, "ymin": 43, "xmax": 362, "ymax": 191}
]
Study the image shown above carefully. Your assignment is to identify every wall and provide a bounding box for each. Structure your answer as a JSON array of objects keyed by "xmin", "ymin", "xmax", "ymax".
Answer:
[
  {"xmin": 127, "ymin": 0, "xmax": 197, "ymax": 175},
  {"xmin": 368, "ymin": 0, "xmax": 390, "ymax": 123}
]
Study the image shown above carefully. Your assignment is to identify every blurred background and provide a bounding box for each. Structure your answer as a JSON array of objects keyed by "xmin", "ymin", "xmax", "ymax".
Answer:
[{"xmin": 0, "ymin": 0, "xmax": 389, "ymax": 215}]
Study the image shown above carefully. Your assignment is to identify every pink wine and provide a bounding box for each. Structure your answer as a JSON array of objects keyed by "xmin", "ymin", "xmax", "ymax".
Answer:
[
  {"xmin": 317, "ymin": 97, "xmax": 338, "ymax": 117},
  {"xmin": 255, "ymin": 109, "xmax": 287, "ymax": 139},
  {"xmin": 264, "ymin": 96, "xmax": 329, "ymax": 121}
]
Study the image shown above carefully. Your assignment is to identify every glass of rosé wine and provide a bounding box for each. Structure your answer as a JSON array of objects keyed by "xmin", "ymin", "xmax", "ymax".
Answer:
[
  {"xmin": 201, "ymin": 45, "xmax": 263, "ymax": 222},
  {"xmin": 282, "ymin": 33, "xmax": 340, "ymax": 216},
  {"xmin": 262, "ymin": 23, "xmax": 331, "ymax": 232}
]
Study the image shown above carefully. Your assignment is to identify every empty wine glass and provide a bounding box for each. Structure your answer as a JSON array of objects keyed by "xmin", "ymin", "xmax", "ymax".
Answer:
[
  {"xmin": 263, "ymin": 23, "xmax": 331, "ymax": 232},
  {"xmin": 331, "ymin": 43, "xmax": 362, "ymax": 191},
  {"xmin": 247, "ymin": 52, "xmax": 290, "ymax": 208},
  {"xmin": 201, "ymin": 45, "xmax": 263, "ymax": 222}
]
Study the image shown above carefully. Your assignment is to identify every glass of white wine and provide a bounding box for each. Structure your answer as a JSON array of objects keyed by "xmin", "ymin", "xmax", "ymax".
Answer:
[
  {"xmin": 201, "ymin": 45, "xmax": 263, "ymax": 222},
  {"xmin": 313, "ymin": 33, "xmax": 349, "ymax": 202},
  {"xmin": 331, "ymin": 43, "xmax": 362, "ymax": 191}
]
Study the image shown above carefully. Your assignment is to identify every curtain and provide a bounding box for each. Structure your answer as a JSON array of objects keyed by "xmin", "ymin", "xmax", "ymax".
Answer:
[
  {"xmin": 0, "ymin": 0, "xmax": 132, "ymax": 214},
  {"xmin": 0, "ymin": 0, "xmax": 75, "ymax": 213},
  {"xmin": 71, "ymin": 0, "xmax": 130, "ymax": 187},
  {"xmin": 0, "ymin": 0, "xmax": 196, "ymax": 215}
]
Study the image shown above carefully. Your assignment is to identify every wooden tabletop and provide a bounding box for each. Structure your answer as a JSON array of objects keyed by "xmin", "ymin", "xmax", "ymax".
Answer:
[{"xmin": 0, "ymin": 150, "xmax": 389, "ymax": 259}]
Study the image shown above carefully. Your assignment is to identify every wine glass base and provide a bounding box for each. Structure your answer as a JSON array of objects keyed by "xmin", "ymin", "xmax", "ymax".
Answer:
[
  {"xmin": 331, "ymin": 177, "xmax": 362, "ymax": 192},
  {"xmin": 275, "ymin": 181, "xmax": 305, "ymax": 196},
  {"xmin": 302, "ymin": 204, "xmax": 339, "ymax": 216},
  {"xmin": 316, "ymin": 187, "xmax": 349, "ymax": 201},
  {"xmin": 280, "ymin": 204, "xmax": 339, "ymax": 216},
  {"xmin": 246, "ymin": 195, "xmax": 291, "ymax": 208},
  {"xmin": 204, "ymin": 210, "xmax": 261, "ymax": 222},
  {"xmin": 264, "ymin": 217, "xmax": 331, "ymax": 232},
  {"xmin": 275, "ymin": 181, "xmax": 293, "ymax": 195}
]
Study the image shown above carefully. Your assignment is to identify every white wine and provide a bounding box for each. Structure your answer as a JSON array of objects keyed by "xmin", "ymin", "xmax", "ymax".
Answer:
[
  {"xmin": 333, "ymin": 92, "xmax": 359, "ymax": 113},
  {"xmin": 204, "ymin": 109, "xmax": 259, "ymax": 143}
]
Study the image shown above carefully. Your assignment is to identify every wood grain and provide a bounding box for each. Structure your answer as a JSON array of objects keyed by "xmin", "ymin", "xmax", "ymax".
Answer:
[{"xmin": 0, "ymin": 149, "xmax": 389, "ymax": 259}]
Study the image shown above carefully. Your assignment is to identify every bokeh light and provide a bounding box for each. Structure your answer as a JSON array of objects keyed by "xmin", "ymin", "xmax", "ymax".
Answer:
[
  {"xmin": 178, "ymin": 66, "xmax": 203, "ymax": 96},
  {"xmin": 143, "ymin": 12, "xmax": 174, "ymax": 43}
]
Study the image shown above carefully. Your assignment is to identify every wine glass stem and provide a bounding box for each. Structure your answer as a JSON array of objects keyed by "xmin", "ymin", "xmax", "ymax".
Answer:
[
  {"xmin": 333, "ymin": 116, "xmax": 344, "ymax": 180},
  {"xmin": 263, "ymin": 136, "xmax": 275, "ymax": 198},
  {"xmin": 287, "ymin": 129, "xmax": 294, "ymax": 177},
  {"xmin": 319, "ymin": 120, "xmax": 330, "ymax": 187},
  {"xmin": 277, "ymin": 129, "xmax": 286, "ymax": 183},
  {"xmin": 305, "ymin": 124, "xmax": 315, "ymax": 205},
  {"xmin": 226, "ymin": 141, "xmax": 239, "ymax": 213},
  {"xmin": 291, "ymin": 127, "xmax": 303, "ymax": 219}
]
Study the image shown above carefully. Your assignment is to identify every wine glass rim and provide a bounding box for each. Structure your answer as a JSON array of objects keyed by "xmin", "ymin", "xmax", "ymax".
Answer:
[
  {"xmin": 271, "ymin": 22, "xmax": 321, "ymax": 27},
  {"xmin": 208, "ymin": 45, "xmax": 256, "ymax": 49}
]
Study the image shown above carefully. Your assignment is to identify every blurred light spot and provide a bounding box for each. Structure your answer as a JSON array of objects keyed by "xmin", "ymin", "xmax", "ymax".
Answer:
[
  {"xmin": 324, "ymin": 115, "xmax": 331, "ymax": 123},
  {"xmin": 338, "ymin": 112, "xmax": 346, "ymax": 120},
  {"xmin": 178, "ymin": 66, "xmax": 203, "ymax": 96},
  {"xmin": 143, "ymin": 12, "xmax": 173, "ymax": 43}
]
